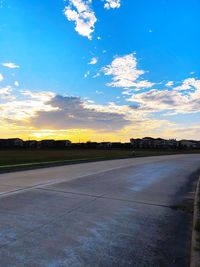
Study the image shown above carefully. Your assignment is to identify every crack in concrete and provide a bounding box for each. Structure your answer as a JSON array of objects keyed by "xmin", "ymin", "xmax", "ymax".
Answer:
[{"xmin": 36, "ymin": 187, "xmax": 172, "ymax": 209}]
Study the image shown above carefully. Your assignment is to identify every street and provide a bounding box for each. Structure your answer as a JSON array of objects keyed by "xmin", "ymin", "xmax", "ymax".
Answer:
[{"xmin": 0, "ymin": 154, "xmax": 200, "ymax": 266}]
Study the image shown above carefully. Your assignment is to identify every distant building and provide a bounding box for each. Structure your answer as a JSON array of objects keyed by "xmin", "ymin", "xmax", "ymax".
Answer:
[
  {"xmin": 24, "ymin": 140, "xmax": 38, "ymax": 148},
  {"xmin": 110, "ymin": 142, "xmax": 124, "ymax": 149},
  {"xmin": 165, "ymin": 139, "xmax": 178, "ymax": 149},
  {"xmin": 37, "ymin": 139, "xmax": 72, "ymax": 149},
  {"xmin": 179, "ymin": 140, "xmax": 198, "ymax": 149},
  {"xmin": 85, "ymin": 141, "xmax": 98, "ymax": 149},
  {"xmin": 7, "ymin": 138, "xmax": 24, "ymax": 148},
  {"xmin": 39, "ymin": 140, "xmax": 56, "ymax": 148},
  {"xmin": 0, "ymin": 137, "xmax": 199, "ymax": 150},
  {"xmin": 54, "ymin": 140, "xmax": 71, "ymax": 148},
  {"xmin": 97, "ymin": 142, "xmax": 112, "ymax": 149},
  {"xmin": 123, "ymin": 142, "xmax": 132, "ymax": 149},
  {"xmin": 130, "ymin": 137, "xmax": 156, "ymax": 149},
  {"xmin": 130, "ymin": 137, "xmax": 179, "ymax": 149}
]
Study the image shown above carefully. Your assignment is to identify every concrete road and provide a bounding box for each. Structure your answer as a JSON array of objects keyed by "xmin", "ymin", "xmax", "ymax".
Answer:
[{"xmin": 0, "ymin": 154, "xmax": 200, "ymax": 266}]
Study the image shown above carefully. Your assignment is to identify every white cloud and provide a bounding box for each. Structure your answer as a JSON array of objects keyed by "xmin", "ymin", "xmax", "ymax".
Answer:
[
  {"xmin": 20, "ymin": 90, "xmax": 56, "ymax": 102},
  {"xmin": 84, "ymin": 70, "xmax": 90, "ymax": 78},
  {"xmin": 131, "ymin": 80, "xmax": 155, "ymax": 90},
  {"xmin": 0, "ymin": 73, "xmax": 4, "ymax": 82},
  {"xmin": 165, "ymin": 81, "xmax": 174, "ymax": 87},
  {"xmin": 102, "ymin": 53, "xmax": 154, "ymax": 90},
  {"xmin": 95, "ymin": 90, "xmax": 103, "ymax": 94},
  {"xmin": 64, "ymin": 0, "xmax": 97, "ymax": 40},
  {"xmin": 0, "ymin": 86, "xmax": 12, "ymax": 96},
  {"xmin": 0, "ymin": 86, "xmax": 15, "ymax": 100},
  {"xmin": 127, "ymin": 78, "xmax": 200, "ymax": 115},
  {"xmin": 0, "ymin": 90, "xmax": 57, "ymax": 121},
  {"xmin": 0, "ymin": 85, "xmax": 169, "ymax": 136},
  {"xmin": 174, "ymin": 78, "xmax": 200, "ymax": 91},
  {"xmin": 102, "ymin": 54, "xmax": 143, "ymax": 87},
  {"xmin": 2, "ymin": 62, "xmax": 20, "ymax": 69},
  {"xmin": 1, "ymin": 84, "xmax": 197, "ymax": 139},
  {"xmin": 104, "ymin": 0, "xmax": 121, "ymax": 9},
  {"xmin": 83, "ymin": 100, "xmax": 175, "ymax": 137},
  {"xmin": 88, "ymin": 57, "xmax": 98, "ymax": 65},
  {"xmin": 14, "ymin": 81, "xmax": 19, "ymax": 87},
  {"xmin": 93, "ymin": 72, "xmax": 100, "ymax": 78},
  {"xmin": 63, "ymin": 1, "xmax": 122, "ymax": 39}
]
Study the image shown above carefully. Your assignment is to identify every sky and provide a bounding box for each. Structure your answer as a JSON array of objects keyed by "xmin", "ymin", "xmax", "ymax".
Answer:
[{"xmin": 0, "ymin": 0, "xmax": 200, "ymax": 142}]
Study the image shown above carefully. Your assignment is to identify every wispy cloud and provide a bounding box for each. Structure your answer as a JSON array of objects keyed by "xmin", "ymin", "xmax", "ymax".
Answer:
[
  {"xmin": 104, "ymin": 0, "xmax": 121, "ymax": 9},
  {"xmin": 14, "ymin": 81, "xmax": 19, "ymax": 87},
  {"xmin": 165, "ymin": 81, "xmax": 174, "ymax": 87},
  {"xmin": 0, "ymin": 86, "xmax": 11, "ymax": 95},
  {"xmin": 64, "ymin": 0, "xmax": 97, "ymax": 40},
  {"xmin": 92, "ymin": 72, "xmax": 100, "ymax": 78},
  {"xmin": 88, "ymin": 57, "xmax": 98, "ymax": 65},
  {"xmin": 0, "ymin": 73, "xmax": 4, "ymax": 82},
  {"xmin": 84, "ymin": 70, "xmax": 90, "ymax": 78},
  {"xmin": 20, "ymin": 90, "xmax": 55, "ymax": 102},
  {"xmin": 95, "ymin": 90, "xmax": 103, "ymax": 94},
  {"xmin": 0, "ymin": 86, "xmax": 15, "ymax": 100},
  {"xmin": 102, "ymin": 53, "xmax": 154, "ymax": 90},
  {"xmin": 174, "ymin": 78, "xmax": 200, "ymax": 91},
  {"xmin": 2, "ymin": 62, "xmax": 20, "ymax": 69}
]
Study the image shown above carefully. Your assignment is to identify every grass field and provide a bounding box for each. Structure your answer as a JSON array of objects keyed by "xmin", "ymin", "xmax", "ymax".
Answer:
[
  {"xmin": 0, "ymin": 149, "xmax": 133, "ymax": 166},
  {"xmin": 0, "ymin": 149, "xmax": 200, "ymax": 172}
]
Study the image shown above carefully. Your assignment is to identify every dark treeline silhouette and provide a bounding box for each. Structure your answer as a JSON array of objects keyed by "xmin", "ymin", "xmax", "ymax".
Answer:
[{"xmin": 0, "ymin": 137, "xmax": 200, "ymax": 150}]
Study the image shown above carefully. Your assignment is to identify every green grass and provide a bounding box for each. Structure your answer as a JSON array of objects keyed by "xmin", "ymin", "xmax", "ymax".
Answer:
[
  {"xmin": 0, "ymin": 149, "xmax": 133, "ymax": 166},
  {"xmin": 0, "ymin": 149, "xmax": 199, "ymax": 172}
]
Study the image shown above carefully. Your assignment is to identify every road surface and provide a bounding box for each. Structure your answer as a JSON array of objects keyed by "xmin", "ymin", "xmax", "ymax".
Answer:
[{"xmin": 0, "ymin": 154, "xmax": 200, "ymax": 266}]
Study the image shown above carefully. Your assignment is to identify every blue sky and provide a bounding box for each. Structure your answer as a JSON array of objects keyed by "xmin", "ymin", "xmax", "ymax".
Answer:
[{"xmin": 0, "ymin": 0, "xmax": 200, "ymax": 141}]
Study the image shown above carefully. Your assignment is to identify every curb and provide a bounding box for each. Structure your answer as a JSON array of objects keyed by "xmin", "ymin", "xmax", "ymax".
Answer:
[{"xmin": 190, "ymin": 176, "xmax": 200, "ymax": 267}]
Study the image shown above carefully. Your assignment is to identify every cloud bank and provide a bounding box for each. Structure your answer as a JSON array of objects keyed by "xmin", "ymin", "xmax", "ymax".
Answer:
[
  {"xmin": 128, "ymin": 78, "xmax": 200, "ymax": 115},
  {"xmin": 31, "ymin": 95, "xmax": 129, "ymax": 131}
]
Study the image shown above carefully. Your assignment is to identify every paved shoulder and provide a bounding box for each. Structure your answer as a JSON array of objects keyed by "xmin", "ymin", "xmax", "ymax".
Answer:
[
  {"xmin": 0, "ymin": 154, "xmax": 200, "ymax": 266},
  {"xmin": 0, "ymin": 154, "xmax": 197, "ymax": 196}
]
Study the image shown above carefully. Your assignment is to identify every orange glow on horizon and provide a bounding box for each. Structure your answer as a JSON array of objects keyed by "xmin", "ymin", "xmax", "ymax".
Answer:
[{"xmin": 0, "ymin": 126, "xmax": 130, "ymax": 142}]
